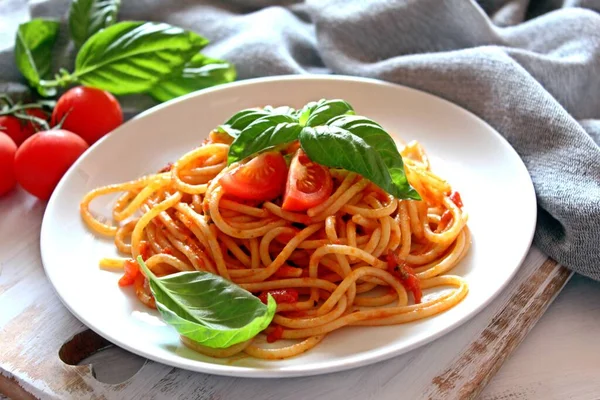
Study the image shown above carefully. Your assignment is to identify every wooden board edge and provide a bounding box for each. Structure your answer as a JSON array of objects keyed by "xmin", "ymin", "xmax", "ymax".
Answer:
[
  {"xmin": 428, "ymin": 259, "xmax": 571, "ymax": 399},
  {"xmin": 0, "ymin": 371, "xmax": 39, "ymax": 400}
]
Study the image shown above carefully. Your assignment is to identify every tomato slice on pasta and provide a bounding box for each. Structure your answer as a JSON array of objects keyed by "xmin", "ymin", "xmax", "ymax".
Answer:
[
  {"xmin": 281, "ymin": 149, "xmax": 333, "ymax": 211},
  {"xmin": 220, "ymin": 151, "xmax": 288, "ymax": 201}
]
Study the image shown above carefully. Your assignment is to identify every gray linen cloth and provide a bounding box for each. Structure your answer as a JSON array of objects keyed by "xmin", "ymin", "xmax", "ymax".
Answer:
[{"xmin": 1, "ymin": 0, "xmax": 599, "ymax": 279}]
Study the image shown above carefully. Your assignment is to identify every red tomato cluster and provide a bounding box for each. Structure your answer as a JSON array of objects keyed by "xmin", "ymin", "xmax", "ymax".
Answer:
[{"xmin": 0, "ymin": 86, "xmax": 123, "ymax": 200}]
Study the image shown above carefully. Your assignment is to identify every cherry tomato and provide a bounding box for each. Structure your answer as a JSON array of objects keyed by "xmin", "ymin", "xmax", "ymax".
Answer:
[
  {"xmin": 0, "ymin": 132, "xmax": 17, "ymax": 196},
  {"xmin": 0, "ymin": 109, "xmax": 49, "ymax": 146},
  {"xmin": 119, "ymin": 259, "xmax": 140, "ymax": 287},
  {"xmin": 281, "ymin": 149, "xmax": 333, "ymax": 212},
  {"xmin": 220, "ymin": 151, "xmax": 287, "ymax": 201},
  {"xmin": 14, "ymin": 130, "xmax": 89, "ymax": 200},
  {"xmin": 0, "ymin": 116, "xmax": 27, "ymax": 146},
  {"xmin": 51, "ymin": 86, "xmax": 123, "ymax": 145}
]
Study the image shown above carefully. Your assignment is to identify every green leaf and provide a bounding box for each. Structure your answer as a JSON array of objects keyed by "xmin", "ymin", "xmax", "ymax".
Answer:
[
  {"xmin": 149, "ymin": 54, "xmax": 236, "ymax": 102},
  {"xmin": 299, "ymin": 125, "xmax": 405, "ymax": 198},
  {"xmin": 137, "ymin": 257, "xmax": 276, "ymax": 349},
  {"xmin": 328, "ymin": 115, "xmax": 420, "ymax": 200},
  {"xmin": 14, "ymin": 19, "xmax": 60, "ymax": 97},
  {"xmin": 297, "ymin": 99, "xmax": 324, "ymax": 126},
  {"xmin": 74, "ymin": 21, "xmax": 208, "ymax": 95},
  {"xmin": 304, "ymin": 99, "xmax": 354, "ymax": 127},
  {"xmin": 69, "ymin": 0, "xmax": 121, "ymax": 48},
  {"xmin": 219, "ymin": 105, "xmax": 297, "ymax": 140},
  {"xmin": 228, "ymin": 114, "xmax": 301, "ymax": 164}
]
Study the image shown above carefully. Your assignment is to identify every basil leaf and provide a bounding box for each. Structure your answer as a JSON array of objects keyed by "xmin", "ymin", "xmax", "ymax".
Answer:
[
  {"xmin": 304, "ymin": 99, "xmax": 354, "ymax": 127},
  {"xmin": 219, "ymin": 105, "xmax": 297, "ymax": 139},
  {"xmin": 14, "ymin": 19, "xmax": 60, "ymax": 97},
  {"xmin": 297, "ymin": 99, "xmax": 324, "ymax": 126},
  {"xmin": 328, "ymin": 115, "xmax": 420, "ymax": 200},
  {"xmin": 69, "ymin": 0, "xmax": 121, "ymax": 48},
  {"xmin": 228, "ymin": 114, "xmax": 300, "ymax": 164},
  {"xmin": 299, "ymin": 125, "xmax": 401, "ymax": 197},
  {"xmin": 149, "ymin": 54, "xmax": 236, "ymax": 102},
  {"xmin": 74, "ymin": 22, "xmax": 208, "ymax": 95},
  {"xmin": 137, "ymin": 257, "xmax": 276, "ymax": 349}
]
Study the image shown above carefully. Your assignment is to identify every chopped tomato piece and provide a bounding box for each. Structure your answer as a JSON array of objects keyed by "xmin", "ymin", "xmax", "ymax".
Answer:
[
  {"xmin": 220, "ymin": 151, "xmax": 288, "ymax": 201},
  {"xmin": 267, "ymin": 325, "xmax": 284, "ymax": 343},
  {"xmin": 134, "ymin": 274, "xmax": 156, "ymax": 309},
  {"xmin": 118, "ymin": 259, "xmax": 140, "ymax": 287},
  {"xmin": 449, "ymin": 191, "xmax": 463, "ymax": 208},
  {"xmin": 258, "ymin": 288, "xmax": 299, "ymax": 304},
  {"xmin": 386, "ymin": 251, "xmax": 422, "ymax": 304},
  {"xmin": 281, "ymin": 149, "xmax": 333, "ymax": 212},
  {"xmin": 157, "ymin": 162, "xmax": 173, "ymax": 173}
]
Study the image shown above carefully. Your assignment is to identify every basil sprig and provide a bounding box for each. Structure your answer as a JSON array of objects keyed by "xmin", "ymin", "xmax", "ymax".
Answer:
[
  {"xmin": 137, "ymin": 257, "xmax": 276, "ymax": 349},
  {"xmin": 15, "ymin": 17, "xmax": 236, "ymax": 101},
  {"xmin": 69, "ymin": 0, "xmax": 121, "ymax": 48},
  {"xmin": 222, "ymin": 99, "xmax": 420, "ymax": 200},
  {"xmin": 14, "ymin": 19, "xmax": 60, "ymax": 97}
]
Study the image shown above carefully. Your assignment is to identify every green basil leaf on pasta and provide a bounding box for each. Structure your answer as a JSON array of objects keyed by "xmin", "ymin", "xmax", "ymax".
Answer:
[
  {"xmin": 228, "ymin": 114, "xmax": 301, "ymax": 164},
  {"xmin": 69, "ymin": 0, "xmax": 121, "ymax": 48},
  {"xmin": 149, "ymin": 54, "xmax": 236, "ymax": 102},
  {"xmin": 219, "ymin": 105, "xmax": 297, "ymax": 140},
  {"xmin": 304, "ymin": 99, "xmax": 354, "ymax": 127},
  {"xmin": 299, "ymin": 125, "xmax": 403, "ymax": 198},
  {"xmin": 328, "ymin": 115, "xmax": 420, "ymax": 200},
  {"xmin": 74, "ymin": 21, "xmax": 208, "ymax": 95},
  {"xmin": 14, "ymin": 19, "xmax": 60, "ymax": 97},
  {"xmin": 137, "ymin": 257, "xmax": 276, "ymax": 349}
]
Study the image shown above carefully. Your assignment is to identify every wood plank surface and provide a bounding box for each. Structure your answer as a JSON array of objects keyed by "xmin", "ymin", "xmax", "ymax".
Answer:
[{"xmin": 0, "ymin": 187, "xmax": 571, "ymax": 399}]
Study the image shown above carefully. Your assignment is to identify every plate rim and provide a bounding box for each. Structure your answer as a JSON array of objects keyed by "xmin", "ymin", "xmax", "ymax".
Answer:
[{"xmin": 40, "ymin": 74, "xmax": 537, "ymax": 378}]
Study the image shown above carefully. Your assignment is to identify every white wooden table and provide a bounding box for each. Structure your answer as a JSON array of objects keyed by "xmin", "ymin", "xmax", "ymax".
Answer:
[{"xmin": 1, "ymin": 186, "xmax": 599, "ymax": 399}]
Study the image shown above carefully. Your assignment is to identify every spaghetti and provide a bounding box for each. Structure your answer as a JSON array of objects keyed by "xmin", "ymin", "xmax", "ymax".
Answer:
[{"xmin": 80, "ymin": 131, "xmax": 470, "ymax": 360}]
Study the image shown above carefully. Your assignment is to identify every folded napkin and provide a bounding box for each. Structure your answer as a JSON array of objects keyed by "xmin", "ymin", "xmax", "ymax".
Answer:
[{"xmin": 1, "ymin": 0, "xmax": 599, "ymax": 279}]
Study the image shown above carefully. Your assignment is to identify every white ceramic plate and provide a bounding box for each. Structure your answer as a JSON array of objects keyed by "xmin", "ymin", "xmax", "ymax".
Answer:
[{"xmin": 41, "ymin": 76, "xmax": 536, "ymax": 378}]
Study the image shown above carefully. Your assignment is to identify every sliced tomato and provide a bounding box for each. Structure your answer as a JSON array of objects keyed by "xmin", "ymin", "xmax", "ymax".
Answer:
[
  {"xmin": 281, "ymin": 149, "xmax": 333, "ymax": 212},
  {"xmin": 220, "ymin": 151, "xmax": 287, "ymax": 201}
]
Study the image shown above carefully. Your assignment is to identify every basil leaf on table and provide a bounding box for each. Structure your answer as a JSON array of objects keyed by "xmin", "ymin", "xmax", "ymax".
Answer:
[
  {"xmin": 69, "ymin": 0, "xmax": 121, "ymax": 48},
  {"xmin": 328, "ymin": 115, "xmax": 421, "ymax": 200},
  {"xmin": 137, "ymin": 257, "xmax": 276, "ymax": 349},
  {"xmin": 14, "ymin": 19, "xmax": 60, "ymax": 97},
  {"xmin": 74, "ymin": 21, "xmax": 208, "ymax": 95},
  {"xmin": 228, "ymin": 114, "xmax": 301, "ymax": 164},
  {"xmin": 149, "ymin": 54, "xmax": 236, "ymax": 102},
  {"xmin": 299, "ymin": 125, "xmax": 404, "ymax": 199},
  {"xmin": 304, "ymin": 99, "xmax": 354, "ymax": 127}
]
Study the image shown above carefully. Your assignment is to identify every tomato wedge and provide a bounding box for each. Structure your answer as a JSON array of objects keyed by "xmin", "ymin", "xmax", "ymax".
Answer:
[
  {"xmin": 281, "ymin": 149, "xmax": 333, "ymax": 211},
  {"xmin": 220, "ymin": 151, "xmax": 287, "ymax": 201}
]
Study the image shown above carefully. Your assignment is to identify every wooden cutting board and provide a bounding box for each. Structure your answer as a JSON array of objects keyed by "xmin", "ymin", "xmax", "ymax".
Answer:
[{"xmin": 0, "ymin": 187, "xmax": 571, "ymax": 400}]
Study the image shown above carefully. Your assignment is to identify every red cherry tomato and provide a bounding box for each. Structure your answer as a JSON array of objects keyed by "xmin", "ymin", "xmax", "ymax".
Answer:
[
  {"xmin": 281, "ymin": 149, "xmax": 333, "ymax": 212},
  {"xmin": 14, "ymin": 130, "xmax": 89, "ymax": 200},
  {"xmin": 0, "ymin": 116, "xmax": 27, "ymax": 146},
  {"xmin": 0, "ymin": 109, "xmax": 49, "ymax": 146},
  {"xmin": 51, "ymin": 86, "xmax": 123, "ymax": 145},
  {"xmin": 0, "ymin": 132, "xmax": 17, "ymax": 196},
  {"xmin": 220, "ymin": 151, "xmax": 287, "ymax": 201}
]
